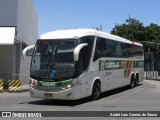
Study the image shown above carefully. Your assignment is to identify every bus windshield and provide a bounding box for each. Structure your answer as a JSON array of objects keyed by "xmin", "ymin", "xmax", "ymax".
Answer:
[{"xmin": 31, "ymin": 39, "xmax": 79, "ymax": 80}]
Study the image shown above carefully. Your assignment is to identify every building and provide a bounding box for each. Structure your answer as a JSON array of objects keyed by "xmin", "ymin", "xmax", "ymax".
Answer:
[{"xmin": 0, "ymin": 0, "xmax": 38, "ymax": 88}]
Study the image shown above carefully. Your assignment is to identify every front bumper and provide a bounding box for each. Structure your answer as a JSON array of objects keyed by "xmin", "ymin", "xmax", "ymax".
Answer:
[{"xmin": 29, "ymin": 86, "xmax": 77, "ymax": 100}]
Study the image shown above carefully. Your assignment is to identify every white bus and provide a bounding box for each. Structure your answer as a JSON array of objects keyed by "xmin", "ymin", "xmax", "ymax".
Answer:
[{"xmin": 23, "ymin": 29, "xmax": 144, "ymax": 100}]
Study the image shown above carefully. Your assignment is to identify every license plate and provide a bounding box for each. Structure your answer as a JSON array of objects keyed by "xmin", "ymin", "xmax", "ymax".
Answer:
[
  {"xmin": 44, "ymin": 93, "xmax": 53, "ymax": 97},
  {"xmin": 42, "ymin": 82, "xmax": 56, "ymax": 87}
]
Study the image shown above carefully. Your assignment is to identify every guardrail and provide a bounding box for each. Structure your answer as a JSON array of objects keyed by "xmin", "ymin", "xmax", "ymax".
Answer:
[
  {"xmin": 145, "ymin": 71, "xmax": 160, "ymax": 80},
  {"xmin": 144, "ymin": 59, "xmax": 160, "ymax": 80}
]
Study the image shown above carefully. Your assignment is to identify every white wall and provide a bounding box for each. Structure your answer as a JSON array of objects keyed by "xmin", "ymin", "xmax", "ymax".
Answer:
[
  {"xmin": 0, "ymin": 0, "xmax": 17, "ymax": 27},
  {"xmin": 0, "ymin": 0, "xmax": 38, "ymax": 45},
  {"xmin": 0, "ymin": 0, "xmax": 38, "ymax": 88},
  {"xmin": 17, "ymin": 0, "xmax": 38, "ymax": 45}
]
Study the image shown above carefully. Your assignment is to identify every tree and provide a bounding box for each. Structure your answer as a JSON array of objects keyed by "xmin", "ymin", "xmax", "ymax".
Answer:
[
  {"xmin": 145, "ymin": 23, "xmax": 160, "ymax": 43},
  {"xmin": 143, "ymin": 24, "xmax": 160, "ymax": 53},
  {"xmin": 111, "ymin": 18, "xmax": 160, "ymax": 53},
  {"xmin": 111, "ymin": 18, "xmax": 146, "ymax": 42},
  {"xmin": 111, "ymin": 18, "xmax": 160, "ymax": 43}
]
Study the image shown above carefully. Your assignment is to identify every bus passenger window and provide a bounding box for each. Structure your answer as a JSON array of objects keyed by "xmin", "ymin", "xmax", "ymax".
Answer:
[{"xmin": 93, "ymin": 37, "xmax": 106, "ymax": 61}]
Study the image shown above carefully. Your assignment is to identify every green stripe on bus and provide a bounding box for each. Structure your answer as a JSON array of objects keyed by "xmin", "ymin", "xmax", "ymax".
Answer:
[
  {"xmin": 99, "ymin": 60, "xmax": 144, "ymax": 71},
  {"xmin": 38, "ymin": 79, "xmax": 72, "ymax": 87},
  {"xmin": 133, "ymin": 61, "xmax": 144, "ymax": 68}
]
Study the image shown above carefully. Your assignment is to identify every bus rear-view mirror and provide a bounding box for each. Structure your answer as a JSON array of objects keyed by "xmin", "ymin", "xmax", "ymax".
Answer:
[
  {"xmin": 22, "ymin": 45, "xmax": 35, "ymax": 60},
  {"xmin": 74, "ymin": 43, "xmax": 88, "ymax": 61}
]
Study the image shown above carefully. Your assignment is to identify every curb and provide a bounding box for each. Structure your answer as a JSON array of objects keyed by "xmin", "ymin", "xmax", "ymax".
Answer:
[
  {"xmin": 21, "ymin": 84, "xmax": 29, "ymax": 91},
  {"xmin": 0, "ymin": 84, "xmax": 29, "ymax": 93},
  {"xmin": 144, "ymin": 79, "xmax": 160, "ymax": 82}
]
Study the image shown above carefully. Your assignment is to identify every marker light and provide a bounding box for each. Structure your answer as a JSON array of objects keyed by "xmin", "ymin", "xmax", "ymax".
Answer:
[{"xmin": 31, "ymin": 79, "xmax": 38, "ymax": 86}]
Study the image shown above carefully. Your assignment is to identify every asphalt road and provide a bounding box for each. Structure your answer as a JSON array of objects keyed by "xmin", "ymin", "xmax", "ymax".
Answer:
[{"xmin": 0, "ymin": 79, "xmax": 160, "ymax": 120}]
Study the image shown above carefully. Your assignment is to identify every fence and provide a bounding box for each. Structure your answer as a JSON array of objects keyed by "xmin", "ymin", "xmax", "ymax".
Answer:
[{"xmin": 144, "ymin": 59, "xmax": 160, "ymax": 80}]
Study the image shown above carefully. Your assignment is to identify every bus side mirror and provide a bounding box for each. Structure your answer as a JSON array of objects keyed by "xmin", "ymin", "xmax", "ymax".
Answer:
[
  {"xmin": 22, "ymin": 45, "xmax": 35, "ymax": 60},
  {"xmin": 74, "ymin": 43, "xmax": 88, "ymax": 61}
]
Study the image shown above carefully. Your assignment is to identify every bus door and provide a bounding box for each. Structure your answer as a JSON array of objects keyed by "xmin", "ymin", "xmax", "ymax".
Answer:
[{"xmin": 75, "ymin": 46, "xmax": 88, "ymax": 98}]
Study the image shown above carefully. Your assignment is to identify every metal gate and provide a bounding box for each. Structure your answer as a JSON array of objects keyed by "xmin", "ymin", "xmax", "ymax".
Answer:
[{"xmin": 144, "ymin": 52, "xmax": 160, "ymax": 80}]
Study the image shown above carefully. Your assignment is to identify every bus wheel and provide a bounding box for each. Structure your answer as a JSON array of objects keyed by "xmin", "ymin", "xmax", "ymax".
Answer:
[
  {"xmin": 129, "ymin": 76, "xmax": 135, "ymax": 89},
  {"xmin": 135, "ymin": 74, "xmax": 139, "ymax": 87},
  {"xmin": 90, "ymin": 81, "xmax": 101, "ymax": 100}
]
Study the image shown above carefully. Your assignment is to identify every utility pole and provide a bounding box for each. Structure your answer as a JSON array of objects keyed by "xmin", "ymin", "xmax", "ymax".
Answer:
[{"xmin": 100, "ymin": 25, "xmax": 102, "ymax": 31}]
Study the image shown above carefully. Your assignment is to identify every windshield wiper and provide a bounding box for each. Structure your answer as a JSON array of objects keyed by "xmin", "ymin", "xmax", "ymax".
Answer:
[{"xmin": 46, "ymin": 44, "xmax": 57, "ymax": 69}]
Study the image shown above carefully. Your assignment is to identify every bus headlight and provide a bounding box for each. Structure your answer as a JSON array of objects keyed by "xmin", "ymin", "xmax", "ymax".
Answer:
[
  {"xmin": 66, "ymin": 84, "xmax": 72, "ymax": 89},
  {"xmin": 58, "ymin": 80, "xmax": 73, "ymax": 89}
]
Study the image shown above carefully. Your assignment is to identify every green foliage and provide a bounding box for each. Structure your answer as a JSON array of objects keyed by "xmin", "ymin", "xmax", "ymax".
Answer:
[
  {"xmin": 111, "ymin": 18, "xmax": 160, "ymax": 43},
  {"xmin": 145, "ymin": 23, "xmax": 160, "ymax": 43}
]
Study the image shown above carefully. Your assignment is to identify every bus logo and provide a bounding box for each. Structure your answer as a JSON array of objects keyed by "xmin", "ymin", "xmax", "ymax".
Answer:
[{"xmin": 99, "ymin": 60, "xmax": 121, "ymax": 71}]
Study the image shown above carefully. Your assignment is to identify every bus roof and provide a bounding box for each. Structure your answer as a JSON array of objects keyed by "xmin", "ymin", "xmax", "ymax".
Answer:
[{"xmin": 39, "ymin": 29, "xmax": 143, "ymax": 47}]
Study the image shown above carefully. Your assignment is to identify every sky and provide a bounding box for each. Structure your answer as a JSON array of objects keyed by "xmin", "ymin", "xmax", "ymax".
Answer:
[{"xmin": 33, "ymin": 0, "xmax": 160, "ymax": 35}]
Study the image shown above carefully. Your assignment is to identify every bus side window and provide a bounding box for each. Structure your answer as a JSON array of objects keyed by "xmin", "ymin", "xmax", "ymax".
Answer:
[
  {"xmin": 131, "ymin": 45, "xmax": 143, "ymax": 58},
  {"xmin": 122, "ymin": 43, "xmax": 132, "ymax": 58},
  {"xmin": 106, "ymin": 40, "xmax": 115, "ymax": 57},
  {"xmin": 115, "ymin": 42, "xmax": 122, "ymax": 57},
  {"xmin": 93, "ymin": 37, "xmax": 106, "ymax": 61}
]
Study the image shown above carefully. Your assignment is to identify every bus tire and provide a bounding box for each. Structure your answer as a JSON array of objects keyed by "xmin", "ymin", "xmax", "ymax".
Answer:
[
  {"xmin": 129, "ymin": 75, "xmax": 135, "ymax": 89},
  {"xmin": 89, "ymin": 81, "xmax": 101, "ymax": 100},
  {"xmin": 135, "ymin": 74, "xmax": 139, "ymax": 86}
]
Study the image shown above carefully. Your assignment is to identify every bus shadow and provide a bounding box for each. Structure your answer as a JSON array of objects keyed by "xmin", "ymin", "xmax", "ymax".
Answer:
[
  {"xmin": 100, "ymin": 84, "xmax": 142, "ymax": 99},
  {"xmin": 28, "ymin": 98, "xmax": 91, "ymax": 107},
  {"xmin": 27, "ymin": 84, "xmax": 142, "ymax": 107}
]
